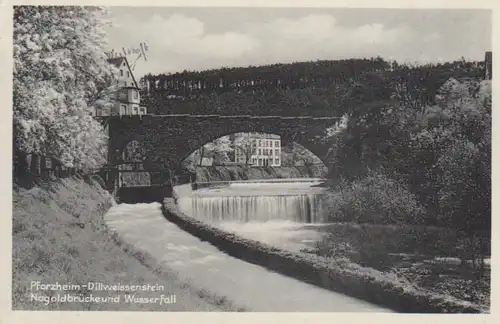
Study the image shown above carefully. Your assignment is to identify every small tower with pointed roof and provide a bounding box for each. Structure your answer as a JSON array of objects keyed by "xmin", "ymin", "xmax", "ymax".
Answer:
[{"xmin": 96, "ymin": 56, "xmax": 147, "ymax": 117}]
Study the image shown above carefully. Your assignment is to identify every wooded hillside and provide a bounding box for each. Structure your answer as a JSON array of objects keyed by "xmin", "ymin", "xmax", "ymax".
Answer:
[{"xmin": 140, "ymin": 57, "xmax": 486, "ymax": 117}]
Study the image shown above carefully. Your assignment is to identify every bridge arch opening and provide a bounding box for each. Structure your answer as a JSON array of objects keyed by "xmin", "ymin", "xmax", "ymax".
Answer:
[
  {"xmin": 118, "ymin": 139, "xmax": 152, "ymax": 187},
  {"xmin": 121, "ymin": 140, "xmax": 147, "ymax": 163},
  {"xmin": 179, "ymin": 132, "xmax": 328, "ymax": 181}
]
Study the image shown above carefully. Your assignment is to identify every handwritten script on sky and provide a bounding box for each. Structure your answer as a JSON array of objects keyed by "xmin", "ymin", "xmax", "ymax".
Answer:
[{"xmin": 105, "ymin": 42, "xmax": 149, "ymax": 71}]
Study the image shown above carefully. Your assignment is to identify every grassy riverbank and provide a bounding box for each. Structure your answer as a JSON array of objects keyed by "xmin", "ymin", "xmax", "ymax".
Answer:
[{"xmin": 12, "ymin": 177, "xmax": 238, "ymax": 311}]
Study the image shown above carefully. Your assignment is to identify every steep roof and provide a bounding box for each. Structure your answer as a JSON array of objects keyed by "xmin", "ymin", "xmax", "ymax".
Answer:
[
  {"xmin": 107, "ymin": 57, "xmax": 125, "ymax": 68},
  {"xmin": 107, "ymin": 56, "xmax": 139, "ymax": 89}
]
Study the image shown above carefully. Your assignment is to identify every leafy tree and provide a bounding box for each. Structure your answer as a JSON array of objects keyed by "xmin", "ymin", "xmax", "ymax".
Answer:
[
  {"xmin": 325, "ymin": 62, "xmax": 491, "ymax": 275},
  {"xmin": 181, "ymin": 150, "xmax": 201, "ymax": 173},
  {"xmin": 13, "ymin": 6, "xmax": 116, "ymax": 176},
  {"xmin": 181, "ymin": 135, "xmax": 234, "ymax": 168},
  {"xmin": 432, "ymin": 80, "xmax": 491, "ymax": 274},
  {"xmin": 209, "ymin": 136, "xmax": 233, "ymax": 165},
  {"xmin": 281, "ymin": 142, "xmax": 321, "ymax": 167},
  {"xmin": 233, "ymin": 133, "xmax": 257, "ymax": 165}
]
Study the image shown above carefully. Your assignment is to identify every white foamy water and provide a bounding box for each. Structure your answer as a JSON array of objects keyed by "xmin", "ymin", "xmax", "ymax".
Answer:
[
  {"xmin": 217, "ymin": 220, "xmax": 328, "ymax": 253},
  {"xmin": 177, "ymin": 179, "xmax": 328, "ymax": 224},
  {"xmin": 176, "ymin": 179, "xmax": 330, "ymax": 252},
  {"xmin": 104, "ymin": 202, "xmax": 392, "ymax": 311}
]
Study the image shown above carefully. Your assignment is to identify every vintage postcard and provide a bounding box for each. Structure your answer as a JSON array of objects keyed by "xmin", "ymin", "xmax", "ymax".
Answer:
[{"xmin": 2, "ymin": 1, "xmax": 497, "ymax": 323}]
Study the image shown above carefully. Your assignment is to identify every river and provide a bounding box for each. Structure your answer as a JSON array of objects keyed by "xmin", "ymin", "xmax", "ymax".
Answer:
[
  {"xmin": 176, "ymin": 178, "xmax": 330, "ymax": 253},
  {"xmin": 103, "ymin": 178, "xmax": 393, "ymax": 311}
]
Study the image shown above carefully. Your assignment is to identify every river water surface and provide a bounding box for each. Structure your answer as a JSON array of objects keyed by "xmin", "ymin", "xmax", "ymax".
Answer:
[{"xmin": 176, "ymin": 179, "xmax": 330, "ymax": 252}]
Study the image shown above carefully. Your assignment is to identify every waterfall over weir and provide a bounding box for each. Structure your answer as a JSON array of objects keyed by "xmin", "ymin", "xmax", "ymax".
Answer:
[{"xmin": 176, "ymin": 179, "xmax": 327, "ymax": 224}]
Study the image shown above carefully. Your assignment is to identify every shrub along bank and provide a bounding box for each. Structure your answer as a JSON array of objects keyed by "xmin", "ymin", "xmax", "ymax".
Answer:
[
  {"xmin": 316, "ymin": 170, "xmax": 490, "ymax": 308},
  {"xmin": 163, "ymin": 198, "xmax": 485, "ymax": 313}
]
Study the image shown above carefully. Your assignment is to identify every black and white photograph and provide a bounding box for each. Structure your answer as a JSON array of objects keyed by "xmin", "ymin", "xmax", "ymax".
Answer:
[{"xmin": 7, "ymin": 2, "xmax": 494, "ymax": 317}]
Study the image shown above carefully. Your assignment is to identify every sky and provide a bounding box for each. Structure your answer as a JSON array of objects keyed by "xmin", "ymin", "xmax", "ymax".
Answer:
[{"xmin": 105, "ymin": 7, "xmax": 492, "ymax": 79}]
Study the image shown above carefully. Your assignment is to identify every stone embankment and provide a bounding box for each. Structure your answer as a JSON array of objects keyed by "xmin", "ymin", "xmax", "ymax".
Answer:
[{"xmin": 162, "ymin": 192, "xmax": 484, "ymax": 313}]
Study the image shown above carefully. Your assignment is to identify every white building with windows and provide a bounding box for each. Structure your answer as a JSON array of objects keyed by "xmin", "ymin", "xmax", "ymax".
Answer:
[
  {"xmin": 93, "ymin": 56, "xmax": 147, "ymax": 117},
  {"xmin": 233, "ymin": 133, "xmax": 281, "ymax": 167}
]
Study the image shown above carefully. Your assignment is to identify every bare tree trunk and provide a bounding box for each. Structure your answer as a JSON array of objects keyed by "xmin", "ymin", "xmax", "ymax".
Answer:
[
  {"xmin": 199, "ymin": 146, "xmax": 205, "ymax": 166},
  {"xmin": 245, "ymin": 147, "xmax": 251, "ymax": 166},
  {"xmin": 459, "ymin": 235, "xmax": 467, "ymax": 270},
  {"xmin": 53, "ymin": 158, "xmax": 61, "ymax": 178},
  {"xmin": 13, "ymin": 148, "xmax": 28, "ymax": 179},
  {"xmin": 460, "ymin": 235, "xmax": 470, "ymax": 270},
  {"xmin": 478, "ymin": 234, "xmax": 485, "ymax": 278},
  {"xmin": 30, "ymin": 153, "xmax": 39, "ymax": 176},
  {"xmin": 40, "ymin": 155, "xmax": 47, "ymax": 180}
]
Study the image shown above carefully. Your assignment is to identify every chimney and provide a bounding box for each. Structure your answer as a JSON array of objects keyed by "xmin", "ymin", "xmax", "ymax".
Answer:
[{"xmin": 485, "ymin": 51, "xmax": 492, "ymax": 80}]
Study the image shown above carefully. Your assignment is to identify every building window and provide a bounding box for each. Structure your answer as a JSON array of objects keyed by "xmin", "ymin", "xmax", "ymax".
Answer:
[
  {"xmin": 126, "ymin": 71, "xmax": 130, "ymax": 78},
  {"xmin": 275, "ymin": 149, "xmax": 279, "ymax": 156},
  {"xmin": 275, "ymin": 158, "xmax": 279, "ymax": 165},
  {"xmin": 258, "ymin": 149, "xmax": 261, "ymax": 155},
  {"xmin": 133, "ymin": 106, "xmax": 138, "ymax": 115},
  {"xmin": 276, "ymin": 140, "xmax": 280, "ymax": 147},
  {"xmin": 120, "ymin": 105, "xmax": 126, "ymax": 115},
  {"xmin": 120, "ymin": 70, "xmax": 123, "ymax": 76},
  {"xmin": 131, "ymin": 82, "xmax": 134, "ymax": 86},
  {"xmin": 258, "ymin": 158, "xmax": 263, "ymax": 166},
  {"xmin": 259, "ymin": 140, "xmax": 262, "ymax": 146}
]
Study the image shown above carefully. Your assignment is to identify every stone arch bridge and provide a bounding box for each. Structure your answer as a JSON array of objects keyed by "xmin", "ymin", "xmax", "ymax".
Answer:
[
  {"xmin": 106, "ymin": 114, "xmax": 340, "ymax": 168},
  {"xmin": 100, "ymin": 114, "xmax": 340, "ymax": 201}
]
